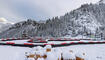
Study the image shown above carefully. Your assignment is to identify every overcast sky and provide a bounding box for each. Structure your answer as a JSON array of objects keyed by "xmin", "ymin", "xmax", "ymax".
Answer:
[{"xmin": 0, "ymin": 0, "xmax": 99, "ymax": 23}]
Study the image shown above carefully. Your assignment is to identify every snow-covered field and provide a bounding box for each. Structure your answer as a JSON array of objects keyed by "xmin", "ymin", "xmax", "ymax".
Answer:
[
  {"xmin": 59, "ymin": 44, "xmax": 105, "ymax": 60},
  {"xmin": 0, "ymin": 44, "xmax": 105, "ymax": 60},
  {"xmin": 0, "ymin": 45, "xmax": 31, "ymax": 60}
]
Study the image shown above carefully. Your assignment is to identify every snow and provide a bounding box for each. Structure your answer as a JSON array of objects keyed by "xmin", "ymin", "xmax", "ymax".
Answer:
[
  {"xmin": 0, "ymin": 44, "xmax": 105, "ymax": 60},
  {"xmin": 53, "ymin": 48, "xmax": 62, "ymax": 60},
  {"xmin": 31, "ymin": 44, "xmax": 105, "ymax": 60},
  {"xmin": 6, "ymin": 40, "xmax": 29, "ymax": 43},
  {"xmin": 0, "ymin": 45, "xmax": 31, "ymax": 60},
  {"xmin": 27, "ymin": 58, "xmax": 35, "ymax": 60},
  {"xmin": 75, "ymin": 13, "xmax": 101, "ymax": 34},
  {"xmin": 44, "ymin": 45, "xmax": 52, "ymax": 49},
  {"xmin": 46, "ymin": 52, "xmax": 58, "ymax": 60},
  {"xmin": 99, "ymin": 0, "xmax": 105, "ymax": 3},
  {"xmin": 62, "ymin": 50, "xmax": 76, "ymax": 60},
  {"xmin": 58, "ymin": 44, "xmax": 105, "ymax": 60},
  {"xmin": 37, "ymin": 58, "xmax": 44, "ymax": 60},
  {"xmin": 0, "ymin": 22, "xmax": 12, "ymax": 33}
]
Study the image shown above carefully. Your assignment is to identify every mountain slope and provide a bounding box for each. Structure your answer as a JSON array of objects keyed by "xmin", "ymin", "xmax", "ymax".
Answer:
[
  {"xmin": 99, "ymin": 0, "xmax": 105, "ymax": 3},
  {"xmin": 0, "ymin": 18, "xmax": 13, "ymax": 33},
  {"xmin": 0, "ymin": 0, "xmax": 105, "ymax": 38}
]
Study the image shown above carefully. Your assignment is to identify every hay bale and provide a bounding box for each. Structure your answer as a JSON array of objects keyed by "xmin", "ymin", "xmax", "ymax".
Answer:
[
  {"xmin": 76, "ymin": 57, "xmax": 84, "ymax": 60},
  {"xmin": 28, "ymin": 54, "xmax": 35, "ymax": 58}
]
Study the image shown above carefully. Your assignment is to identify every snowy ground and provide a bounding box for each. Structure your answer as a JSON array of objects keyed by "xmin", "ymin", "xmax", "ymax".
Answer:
[
  {"xmin": 58, "ymin": 44, "xmax": 105, "ymax": 60},
  {"xmin": 0, "ymin": 44, "xmax": 105, "ymax": 60},
  {"xmin": 0, "ymin": 45, "xmax": 31, "ymax": 60}
]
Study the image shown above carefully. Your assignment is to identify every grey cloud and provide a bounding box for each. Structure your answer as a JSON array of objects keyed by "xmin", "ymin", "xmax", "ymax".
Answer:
[{"xmin": 0, "ymin": 0, "xmax": 100, "ymax": 22}]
